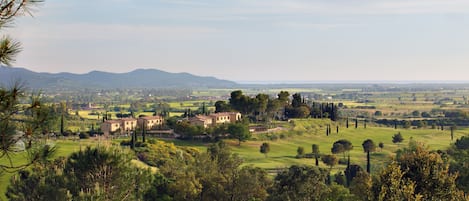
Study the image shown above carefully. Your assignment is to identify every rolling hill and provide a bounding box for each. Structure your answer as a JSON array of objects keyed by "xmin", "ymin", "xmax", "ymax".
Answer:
[{"xmin": 0, "ymin": 67, "xmax": 237, "ymax": 89}]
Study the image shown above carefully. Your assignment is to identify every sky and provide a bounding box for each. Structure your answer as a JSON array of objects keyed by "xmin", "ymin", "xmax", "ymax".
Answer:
[{"xmin": 7, "ymin": 0, "xmax": 469, "ymax": 82}]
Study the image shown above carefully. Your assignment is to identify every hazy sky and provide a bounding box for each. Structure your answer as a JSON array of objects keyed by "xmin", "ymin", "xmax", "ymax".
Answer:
[{"xmin": 8, "ymin": 0, "xmax": 469, "ymax": 82}]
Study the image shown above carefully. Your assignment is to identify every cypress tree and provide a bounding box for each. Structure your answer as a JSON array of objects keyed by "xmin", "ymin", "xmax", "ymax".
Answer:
[
  {"xmin": 346, "ymin": 118, "xmax": 349, "ymax": 128},
  {"xmin": 364, "ymin": 119, "xmax": 367, "ymax": 129},
  {"xmin": 142, "ymin": 122, "xmax": 146, "ymax": 143},
  {"xmin": 130, "ymin": 130, "xmax": 135, "ymax": 149},
  {"xmin": 60, "ymin": 114, "xmax": 64, "ymax": 135},
  {"xmin": 451, "ymin": 126, "xmax": 454, "ymax": 141},
  {"xmin": 355, "ymin": 118, "xmax": 358, "ymax": 129},
  {"xmin": 346, "ymin": 154, "xmax": 351, "ymax": 187},
  {"xmin": 336, "ymin": 125, "xmax": 339, "ymax": 134}
]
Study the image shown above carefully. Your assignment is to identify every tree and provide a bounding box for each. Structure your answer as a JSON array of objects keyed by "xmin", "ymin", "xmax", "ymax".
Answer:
[
  {"xmin": 142, "ymin": 173, "xmax": 172, "ymax": 201},
  {"xmin": 378, "ymin": 142, "xmax": 384, "ymax": 151},
  {"xmin": 312, "ymin": 144, "xmax": 320, "ymax": 166},
  {"xmin": 1, "ymin": 84, "xmax": 55, "ymax": 174},
  {"xmin": 7, "ymin": 147, "xmax": 152, "ymax": 201},
  {"xmin": 277, "ymin": 91, "xmax": 290, "ymax": 105},
  {"xmin": 214, "ymin": 100, "xmax": 231, "ymax": 113},
  {"xmin": 0, "ymin": 0, "xmax": 50, "ymax": 174},
  {"xmin": 6, "ymin": 157, "xmax": 69, "ymax": 201},
  {"xmin": 322, "ymin": 154, "xmax": 338, "ymax": 171},
  {"xmin": 291, "ymin": 93, "xmax": 302, "ymax": 108},
  {"xmin": 332, "ymin": 139, "xmax": 353, "ymax": 160},
  {"xmin": 64, "ymin": 147, "xmax": 152, "ymax": 200},
  {"xmin": 268, "ymin": 165, "xmax": 329, "ymax": 201},
  {"xmin": 260, "ymin": 142, "xmax": 270, "ymax": 158},
  {"xmin": 350, "ymin": 171, "xmax": 372, "ymax": 201},
  {"xmin": 372, "ymin": 161, "xmax": 419, "ymax": 201},
  {"xmin": 392, "ymin": 132, "xmax": 404, "ymax": 144},
  {"xmin": 395, "ymin": 143, "xmax": 465, "ymax": 200},
  {"xmin": 0, "ymin": 0, "xmax": 43, "ymax": 66},
  {"xmin": 362, "ymin": 139, "xmax": 376, "ymax": 173},
  {"xmin": 448, "ymin": 136, "xmax": 469, "ymax": 194},
  {"xmin": 403, "ymin": 120, "xmax": 411, "ymax": 129},
  {"xmin": 228, "ymin": 123, "xmax": 251, "ymax": 146},
  {"xmin": 345, "ymin": 164, "xmax": 364, "ymax": 187},
  {"xmin": 296, "ymin": 146, "xmax": 305, "ymax": 158},
  {"xmin": 232, "ymin": 166, "xmax": 272, "ymax": 201}
]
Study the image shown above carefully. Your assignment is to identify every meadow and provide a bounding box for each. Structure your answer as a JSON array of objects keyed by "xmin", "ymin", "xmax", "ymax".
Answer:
[{"xmin": 1, "ymin": 118, "xmax": 466, "ymax": 199}]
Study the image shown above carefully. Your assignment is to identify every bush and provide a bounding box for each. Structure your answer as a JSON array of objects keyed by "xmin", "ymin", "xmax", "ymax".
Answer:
[
  {"xmin": 79, "ymin": 133, "xmax": 90, "ymax": 139},
  {"xmin": 338, "ymin": 158, "xmax": 348, "ymax": 165},
  {"xmin": 270, "ymin": 134, "xmax": 278, "ymax": 141},
  {"xmin": 147, "ymin": 138, "xmax": 157, "ymax": 144}
]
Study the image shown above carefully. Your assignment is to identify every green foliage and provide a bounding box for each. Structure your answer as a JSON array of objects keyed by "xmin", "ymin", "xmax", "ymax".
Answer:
[
  {"xmin": 136, "ymin": 140, "xmax": 198, "ymax": 167},
  {"xmin": 0, "ymin": 84, "xmax": 54, "ymax": 174},
  {"xmin": 322, "ymin": 154, "xmax": 338, "ymax": 170},
  {"xmin": 312, "ymin": 144, "xmax": 320, "ymax": 166},
  {"xmin": 454, "ymin": 136, "xmax": 469, "ymax": 150},
  {"xmin": 142, "ymin": 173, "xmax": 173, "ymax": 201},
  {"xmin": 260, "ymin": 142, "xmax": 270, "ymax": 158},
  {"xmin": 296, "ymin": 146, "xmax": 305, "ymax": 158},
  {"xmin": 362, "ymin": 139, "xmax": 376, "ymax": 173},
  {"xmin": 392, "ymin": 132, "xmax": 404, "ymax": 144},
  {"xmin": 350, "ymin": 171, "xmax": 372, "ymax": 201},
  {"xmin": 395, "ymin": 143, "xmax": 465, "ymax": 200},
  {"xmin": 448, "ymin": 143, "xmax": 469, "ymax": 194},
  {"xmin": 332, "ymin": 139, "xmax": 353, "ymax": 160},
  {"xmin": 7, "ymin": 147, "xmax": 153, "ymax": 201},
  {"xmin": 158, "ymin": 141, "xmax": 272, "ymax": 201},
  {"xmin": 362, "ymin": 139, "xmax": 376, "ymax": 153},
  {"xmin": 228, "ymin": 123, "xmax": 251, "ymax": 145},
  {"xmin": 372, "ymin": 162, "xmax": 419, "ymax": 201},
  {"xmin": 267, "ymin": 165, "xmax": 329, "ymax": 201},
  {"xmin": 6, "ymin": 157, "xmax": 69, "ymax": 201}
]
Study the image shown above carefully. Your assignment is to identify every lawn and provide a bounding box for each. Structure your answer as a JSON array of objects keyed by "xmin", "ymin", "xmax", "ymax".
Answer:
[
  {"xmin": 1, "ymin": 119, "xmax": 466, "ymax": 199},
  {"xmin": 167, "ymin": 119, "xmax": 467, "ymax": 175}
]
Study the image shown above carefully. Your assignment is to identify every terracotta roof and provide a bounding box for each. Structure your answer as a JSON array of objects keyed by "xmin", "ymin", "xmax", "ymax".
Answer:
[
  {"xmin": 120, "ymin": 118, "xmax": 137, "ymax": 121},
  {"xmin": 192, "ymin": 115, "xmax": 211, "ymax": 121},
  {"xmin": 103, "ymin": 120, "xmax": 121, "ymax": 124},
  {"xmin": 139, "ymin": 116, "xmax": 163, "ymax": 120},
  {"xmin": 209, "ymin": 112, "xmax": 239, "ymax": 117}
]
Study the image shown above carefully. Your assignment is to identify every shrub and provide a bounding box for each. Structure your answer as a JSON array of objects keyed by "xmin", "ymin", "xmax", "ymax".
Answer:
[
  {"xmin": 78, "ymin": 133, "xmax": 90, "ymax": 139},
  {"xmin": 338, "ymin": 158, "xmax": 348, "ymax": 165}
]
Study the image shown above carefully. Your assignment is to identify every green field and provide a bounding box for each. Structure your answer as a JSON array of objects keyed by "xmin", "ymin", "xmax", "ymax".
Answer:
[
  {"xmin": 169, "ymin": 119, "xmax": 467, "ymax": 174},
  {"xmin": 1, "ymin": 119, "xmax": 466, "ymax": 199}
]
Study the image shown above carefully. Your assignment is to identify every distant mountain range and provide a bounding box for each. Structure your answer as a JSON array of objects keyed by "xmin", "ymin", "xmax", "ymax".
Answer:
[{"xmin": 0, "ymin": 67, "xmax": 237, "ymax": 90}]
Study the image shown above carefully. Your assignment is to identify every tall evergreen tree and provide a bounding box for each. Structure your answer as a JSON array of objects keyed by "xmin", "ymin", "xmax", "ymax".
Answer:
[{"xmin": 362, "ymin": 139, "xmax": 376, "ymax": 173}]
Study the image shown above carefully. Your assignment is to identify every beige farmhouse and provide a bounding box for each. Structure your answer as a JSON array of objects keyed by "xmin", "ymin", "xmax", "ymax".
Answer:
[
  {"xmin": 190, "ymin": 115, "xmax": 213, "ymax": 128},
  {"xmin": 120, "ymin": 118, "xmax": 137, "ymax": 131},
  {"xmin": 100, "ymin": 120, "xmax": 122, "ymax": 136},
  {"xmin": 101, "ymin": 116, "xmax": 165, "ymax": 136},
  {"xmin": 189, "ymin": 112, "xmax": 241, "ymax": 128},
  {"xmin": 138, "ymin": 115, "xmax": 164, "ymax": 130}
]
